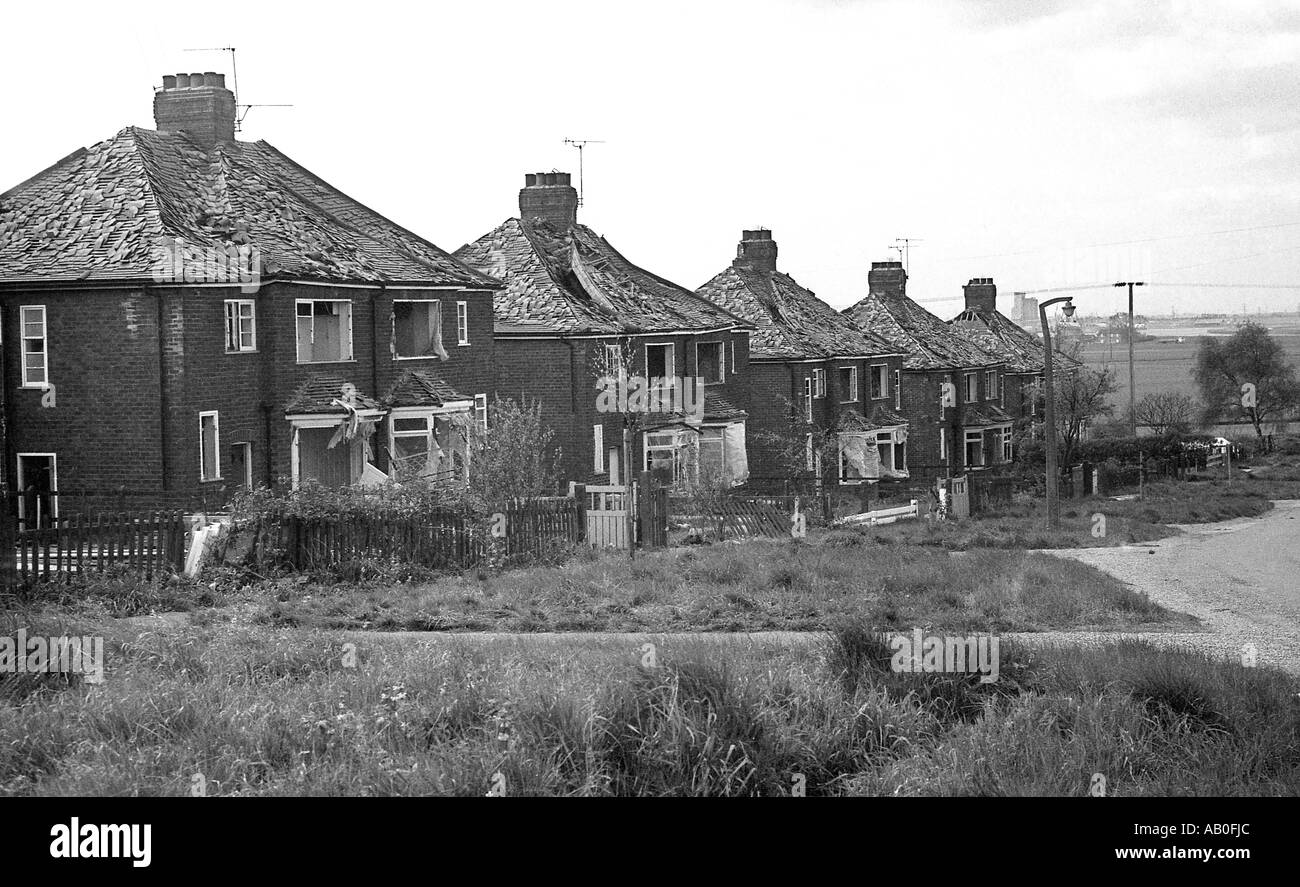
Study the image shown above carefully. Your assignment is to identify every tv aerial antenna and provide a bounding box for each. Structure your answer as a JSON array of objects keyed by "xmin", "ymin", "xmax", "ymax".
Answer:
[
  {"xmin": 182, "ymin": 47, "xmax": 293, "ymax": 131},
  {"xmin": 563, "ymin": 138, "xmax": 605, "ymax": 206},
  {"xmin": 891, "ymin": 237, "xmax": 922, "ymax": 274}
]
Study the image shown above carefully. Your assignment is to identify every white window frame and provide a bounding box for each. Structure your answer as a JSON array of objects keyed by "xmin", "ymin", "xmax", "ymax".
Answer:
[
  {"xmin": 695, "ymin": 340, "xmax": 725, "ymax": 385},
  {"xmin": 474, "ymin": 394, "xmax": 488, "ymax": 430},
  {"xmin": 645, "ymin": 342, "xmax": 675, "ymax": 390},
  {"xmin": 295, "ymin": 298, "xmax": 354, "ymax": 364},
  {"xmin": 199, "ymin": 411, "xmax": 222, "ymax": 481},
  {"xmin": 1001, "ymin": 426, "xmax": 1014, "ymax": 463},
  {"xmin": 964, "ymin": 372, "xmax": 978, "ymax": 404},
  {"xmin": 964, "ymin": 429, "xmax": 984, "ymax": 468},
  {"xmin": 392, "ymin": 298, "xmax": 444, "ymax": 361},
  {"xmin": 224, "ymin": 299, "xmax": 257, "ymax": 353},
  {"xmin": 803, "ymin": 376, "xmax": 814, "ymax": 422},
  {"xmin": 19, "ymin": 305, "xmax": 49, "ymax": 388},
  {"xmin": 986, "ymin": 370, "xmax": 998, "ymax": 401},
  {"xmin": 939, "ymin": 427, "xmax": 948, "ymax": 462},
  {"xmin": 593, "ymin": 424, "xmax": 605, "ymax": 472},
  {"xmin": 456, "ymin": 301, "xmax": 470, "ymax": 346},
  {"xmin": 805, "ymin": 433, "xmax": 815, "ymax": 472},
  {"xmin": 894, "ymin": 369, "xmax": 902, "ymax": 411},
  {"xmin": 812, "ymin": 368, "xmax": 826, "ymax": 399},
  {"xmin": 869, "ymin": 364, "xmax": 888, "ymax": 400},
  {"xmin": 839, "ymin": 366, "xmax": 859, "ymax": 404},
  {"xmin": 729, "ymin": 339, "xmax": 736, "ymax": 374}
]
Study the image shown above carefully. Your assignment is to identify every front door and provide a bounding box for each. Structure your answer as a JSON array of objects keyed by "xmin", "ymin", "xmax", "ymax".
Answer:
[
  {"xmin": 296, "ymin": 428, "xmax": 361, "ymax": 488},
  {"xmin": 16, "ymin": 454, "xmax": 57, "ymax": 531}
]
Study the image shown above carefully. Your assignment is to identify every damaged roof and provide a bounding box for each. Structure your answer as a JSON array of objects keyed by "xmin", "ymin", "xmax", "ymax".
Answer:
[
  {"xmin": 285, "ymin": 377, "xmax": 381, "ymax": 415},
  {"xmin": 695, "ymin": 265, "xmax": 903, "ymax": 361},
  {"xmin": 950, "ymin": 307, "xmax": 1078, "ymax": 374},
  {"xmin": 842, "ymin": 289, "xmax": 1002, "ymax": 371},
  {"xmin": 0, "ymin": 127, "xmax": 499, "ymax": 288},
  {"xmin": 963, "ymin": 403, "xmax": 1015, "ymax": 427},
  {"xmin": 385, "ymin": 370, "xmax": 469, "ymax": 409},
  {"xmin": 454, "ymin": 218, "xmax": 751, "ymax": 335}
]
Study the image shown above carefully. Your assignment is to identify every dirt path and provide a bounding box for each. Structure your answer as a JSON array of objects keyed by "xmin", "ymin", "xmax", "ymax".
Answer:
[{"xmin": 1024, "ymin": 499, "xmax": 1300, "ymax": 672}]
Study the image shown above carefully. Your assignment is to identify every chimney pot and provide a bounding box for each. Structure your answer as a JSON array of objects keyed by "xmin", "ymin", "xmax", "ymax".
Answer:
[
  {"xmin": 175, "ymin": 73, "xmax": 191, "ymax": 88},
  {"xmin": 962, "ymin": 277, "xmax": 998, "ymax": 313},
  {"xmin": 162, "ymin": 74, "xmax": 177, "ymax": 89},
  {"xmin": 525, "ymin": 173, "xmax": 537, "ymax": 187}
]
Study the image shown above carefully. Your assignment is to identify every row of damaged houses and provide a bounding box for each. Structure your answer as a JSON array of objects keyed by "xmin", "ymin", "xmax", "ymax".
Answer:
[{"xmin": 0, "ymin": 73, "xmax": 1059, "ymax": 521}]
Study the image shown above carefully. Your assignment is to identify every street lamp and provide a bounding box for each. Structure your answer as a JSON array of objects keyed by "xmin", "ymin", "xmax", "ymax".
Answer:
[{"xmin": 1040, "ymin": 297, "xmax": 1077, "ymax": 530}]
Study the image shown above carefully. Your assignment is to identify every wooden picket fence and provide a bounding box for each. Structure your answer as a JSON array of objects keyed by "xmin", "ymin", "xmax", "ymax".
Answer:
[
  {"xmin": 255, "ymin": 499, "xmax": 584, "ymax": 574},
  {"xmin": 7, "ymin": 510, "xmax": 187, "ymax": 584},
  {"xmin": 669, "ymin": 495, "xmax": 790, "ymax": 541}
]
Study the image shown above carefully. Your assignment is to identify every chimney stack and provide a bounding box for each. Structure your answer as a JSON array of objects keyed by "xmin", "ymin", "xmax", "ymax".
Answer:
[
  {"xmin": 519, "ymin": 172, "xmax": 578, "ymax": 231},
  {"xmin": 868, "ymin": 260, "xmax": 907, "ymax": 298},
  {"xmin": 153, "ymin": 72, "xmax": 236, "ymax": 148},
  {"xmin": 733, "ymin": 229, "xmax": 778, "ymax": 273},
  {"xmin": 963, "ymin": 277, "xmax": 997, "ymax": 313}
]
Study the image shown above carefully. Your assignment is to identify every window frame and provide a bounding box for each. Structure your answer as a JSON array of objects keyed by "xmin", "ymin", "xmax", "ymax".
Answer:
[
  {"xmin": 295, "ymin": 298, "xmax": 354, "ymax": 364},
  {"xmin": 869, "ymin": 364, "xmax": 888, "ymax": 400},
  {"xmin": 593, "ymin": 424, "xmax": 605, "ymax": 472},
  {"xmin": 456, "ymin": 301, "xmax": 470, "ymax": 346},
  {"xmin": 224, "ymin": 299, "xmax": 257, "ymax": 353},
  {"xmin": 803, "ymin": 376, "xmax": 814, "ymax": 422},
  {"xmin": 695, "ymin": 340, "xmax": 725, "ymax": 385},
  {"xmin": 645, "ymin": 342, "xmax": 675, "ymax": 389},
  {"xmin": 894, "ymin": 369, "xmax": 902, "ymax": 410},
  {"xmin": 474, "ymin": 394, "xmax": 488, "ymax": 430},
  {"xmin": 963, "ymin": 372, "xmax": 978, "ymax": 404},
  {"xmin": 199, "ymin": 411, "xmax": 222, "ymax": 482},
  {"xmin": 839, "ymin": 366, "xmax": 859, "ymax": 404},
  {"xmin": 1001, "ymin": 426, "xmax": 1014, "ymax": 463},
  {"xmin": 812, "ymin": 368, "xmax": 826, "ymax": 399},
  {"xmin": 391, "ymin": 298, "xmax": 444, "ymax": 361},
  {"xmin": 963, "ymin": 429, "xmax": 984, "ymax": 468},
  {"xmin": 986, "ymin": 369, "xmax": 998, "ymax": 401},
  {"xmin": 19, "ymin": 305, "xmax": 49, "ymax": 388}
]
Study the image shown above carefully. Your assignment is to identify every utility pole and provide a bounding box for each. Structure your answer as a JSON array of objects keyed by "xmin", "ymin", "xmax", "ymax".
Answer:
[
  {"xmin": 1039, "ymin": 297, "xmax": 1077, "ymax": 530},
  {"xmin": 1114, "ymin": 281, "xmax": 1145, "ymax": 436},
  {"xmin": 563, "ymin": 139, "xmax": 604, "ymax": 206}
]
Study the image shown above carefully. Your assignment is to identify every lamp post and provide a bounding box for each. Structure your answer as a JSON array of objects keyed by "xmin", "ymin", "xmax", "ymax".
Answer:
[
  {"xmin": 1039, "ymin": 297, "xmax": 1077, "ymax": 530},
  {"xmin": 1114, "ymin": 281, "xmax": 1145, "ymax": 436}
]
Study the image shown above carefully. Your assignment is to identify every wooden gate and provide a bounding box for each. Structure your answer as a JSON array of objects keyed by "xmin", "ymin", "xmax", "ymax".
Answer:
[
  {"xmin": 948, "ymin": 476, "xmax": 970, "ymax": 519},
  {"xmin": 583, "ymin": 484, "xmax": 630, "ymax": 549}
]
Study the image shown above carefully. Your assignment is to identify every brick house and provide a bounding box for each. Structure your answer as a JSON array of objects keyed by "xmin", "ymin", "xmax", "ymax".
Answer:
[
  {"xmin": 454, "ymin": 173, "xmax": 754, "ymax": 488},
  {"xmin": 843, "ymin": 262, "xmax": 1012, "ymax": 476},
  {"xmin": 0, "ymin": 73, "xmax": 499, "ymax": 522},
  {"xmin": 695, "ymin": 229, "xmax": 910, "ymax": 485},
  {"xmin": 948, "ymin": 277, "xmax": 1075, "ymax": 426}
]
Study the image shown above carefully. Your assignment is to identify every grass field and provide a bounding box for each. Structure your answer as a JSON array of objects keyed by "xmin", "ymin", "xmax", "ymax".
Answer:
[
  {"xmin": 3, "ymin": 621, "xmax": 1295, "ymax": 796},
  {"xmin": 1078, "ymin": 333, "xmax": 1300, "ymax": 417}
]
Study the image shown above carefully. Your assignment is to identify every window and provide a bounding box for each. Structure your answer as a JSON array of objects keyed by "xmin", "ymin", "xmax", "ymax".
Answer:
[
  {"xmin": 456, "ymin": 301, "xmax": 469, "ymax": 345},
  {"xmin": 199, "ymin": 412, "xmax": 221, "ymax": 481},
  {"xmin": 805, "ymin": 433, "xmax": 815, "ymax": 472},
  {"xmin": 870, "ymin": 365, "xmax": 888, "ymax": 400},
  {"xmin": 646, "ymin": 343, "xmax": 674, "ymax": 387},
  {"xmin": 964, "ymin": 430, "xmax": 984, "ymax": 468},
  {"xmin": 696, "ymin": 341, "xmax": 724, "ymax": 384},
  {"xmin": 644, "ymin": 429, "xmax": 694, "ymax": 487},
  {"xmin": 20, "ymin": 306, "xmax": 48, "ymax": 387},
  {"xmin": 964, "ymin": 372, "xmax": 978, "ymax": 404},
  {"xmin": 729, "ymin": 339, "xmax": 736, "ymax": 374},
  {"xmin": 877, "ymin": 429, "xmax": 907, "ymax": 474},
  {"xmin": 986, "ymin": 370, "xmax": 997, "ymax": 401},
  {"xmin": 392, "ymin": 300, "xmax": 446, "ymax": 359},
  {"xmin": 894, "ymin": 370, "xmax": 902, "ymax": 410},
  {"xmin": 224, "ymin": 299, "xmax": 256, "ymax": 352},
  {"xmin": 593, "ymin": 424, "xmax": 604, "ymax": 472},
  {"xmin": 839, "ymin": 367, "xmax": 859, "ymax": 403},
  {"xmin": 604, "ymin": 343, "xmax": 625, "ymax": 377},
  {"xmin": 474, "ymin": 394, "xmax": 488, "ymax": 430},
  {"xmin": 803, "ymin": 376, "xmax": 814, "ymax": 422},
  {"xmin": 1001, "ymin": 427, "xmax": 1014, "ymax": 463},
  {"xmin": 296, "ymin": 300, "xmax": 353, "ymax": 363},
  {"xmin": 837, "ymin": 429, "xmax": 907, "ymax": 482},
  {"xmin": 939, "ymin": 427, "xmax": 947, "ymax": 462},
  {"xmin": 812, "ymin": 368, "xmax": 826, "ymax": 398},
  {"xmin": 1000, "ymin": 374, "xmax": 1006, "ymax": 408}
]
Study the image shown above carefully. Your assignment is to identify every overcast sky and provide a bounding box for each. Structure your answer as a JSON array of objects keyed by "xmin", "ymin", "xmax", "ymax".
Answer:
[{"xmin": 4, "ymin": 0, "xmax": 1299, "ymax": 317}]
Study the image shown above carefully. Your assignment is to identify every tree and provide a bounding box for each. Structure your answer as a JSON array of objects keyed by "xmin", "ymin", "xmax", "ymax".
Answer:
[
  {"xmin": 1026, "ymin": 341, "xmax": 1119, "ymax": 466},
  {"xmin": 464, "ymin": 396, "xmax": 562, "ymax": 509},
  {"xmin": 1133, "ymin": 391, "xmax": 1196, "ymax": 435},
  {"xmin": 1194, "ymin": 323, "xmax": 1300, "ymax": 445}
]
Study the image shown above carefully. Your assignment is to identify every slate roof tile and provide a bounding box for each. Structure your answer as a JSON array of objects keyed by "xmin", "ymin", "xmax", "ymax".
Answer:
[
  {"xmin": 0, "ymin": 127, "xmax": 498, "ymax": 289},
  {"xmin": 285, "ymin": 377, "xmax": 380, "ymax": 415},
  {"xmin": 949, "ymin": 307, "xmax": 1078, "ymax": 373},
  {"xmin": 454, "ymin": 218, "xmax": 751, "ymax": 335},
  {"xmin": 842, "ymin": 289, "xmax": 1002, "ymax": 371},
  {"xmin": 695, "ymin": 265, "xmax": 902, "ymax": 360},
  {"xmin": 384, "ymin": 370, "xmax": 469, "ymax": 408}
]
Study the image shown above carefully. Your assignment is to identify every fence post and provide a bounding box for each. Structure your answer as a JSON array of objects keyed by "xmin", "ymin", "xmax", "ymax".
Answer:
[
  {"xmin": 0, "ymin": 491, "xmax": 15, "ymax": 590},
  {"xmin": 572, "ymin": 484, "xmax": 587, "ymax": 544}
]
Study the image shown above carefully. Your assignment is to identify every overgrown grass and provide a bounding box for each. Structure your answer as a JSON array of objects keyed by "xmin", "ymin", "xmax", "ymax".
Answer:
[
  {"xmin": 221, "ymin": 539, "xmax": 1180, "ymax": 634},
  {"xmin": 2, "ymin": 621, "xmax": 1294, "ymax": 796}
]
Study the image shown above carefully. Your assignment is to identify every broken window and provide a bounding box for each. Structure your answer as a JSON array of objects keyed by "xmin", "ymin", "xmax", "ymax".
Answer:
[
  {"xmin": 20, "ymin": 305, "xmax": 48, "ymax": 387},
  {"xmin": 474, "ymin": 394, "xmax": 488, "ymax": 430},
  {"xmin": 839, "ymin": 366, "xmax": 859, "ymax": 403},
  {"xmin": 964, "ymin": 372, "xmax": 978, "ymax": 404},
  {"xmin": 964, "ymin": 429, "xmax": 984, "ymax": 468},
  {"xmin": 870, "ymin": 365, "xmax": 889, "ymax": 400},
  {"xmin": 199, "ymin": 412, "xmax": 221, "ymax": 481},
  {"xmin": 646, "ymin": 343, "xmax": 674, "ymax": 384},
  {"xmin": 296, "ymin": 300, "xmax": 353, "ymax": 363},
  {"xmin": 225, "ymin": 299, "xmax": 256, "ymax": 352},
  {"xmin": 392, "ymin": 300, "xmax": 446, "ymax": 359},
  {"xmin": 696, "ymin": 341, "xmax": 724, "ymax": 384}
]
